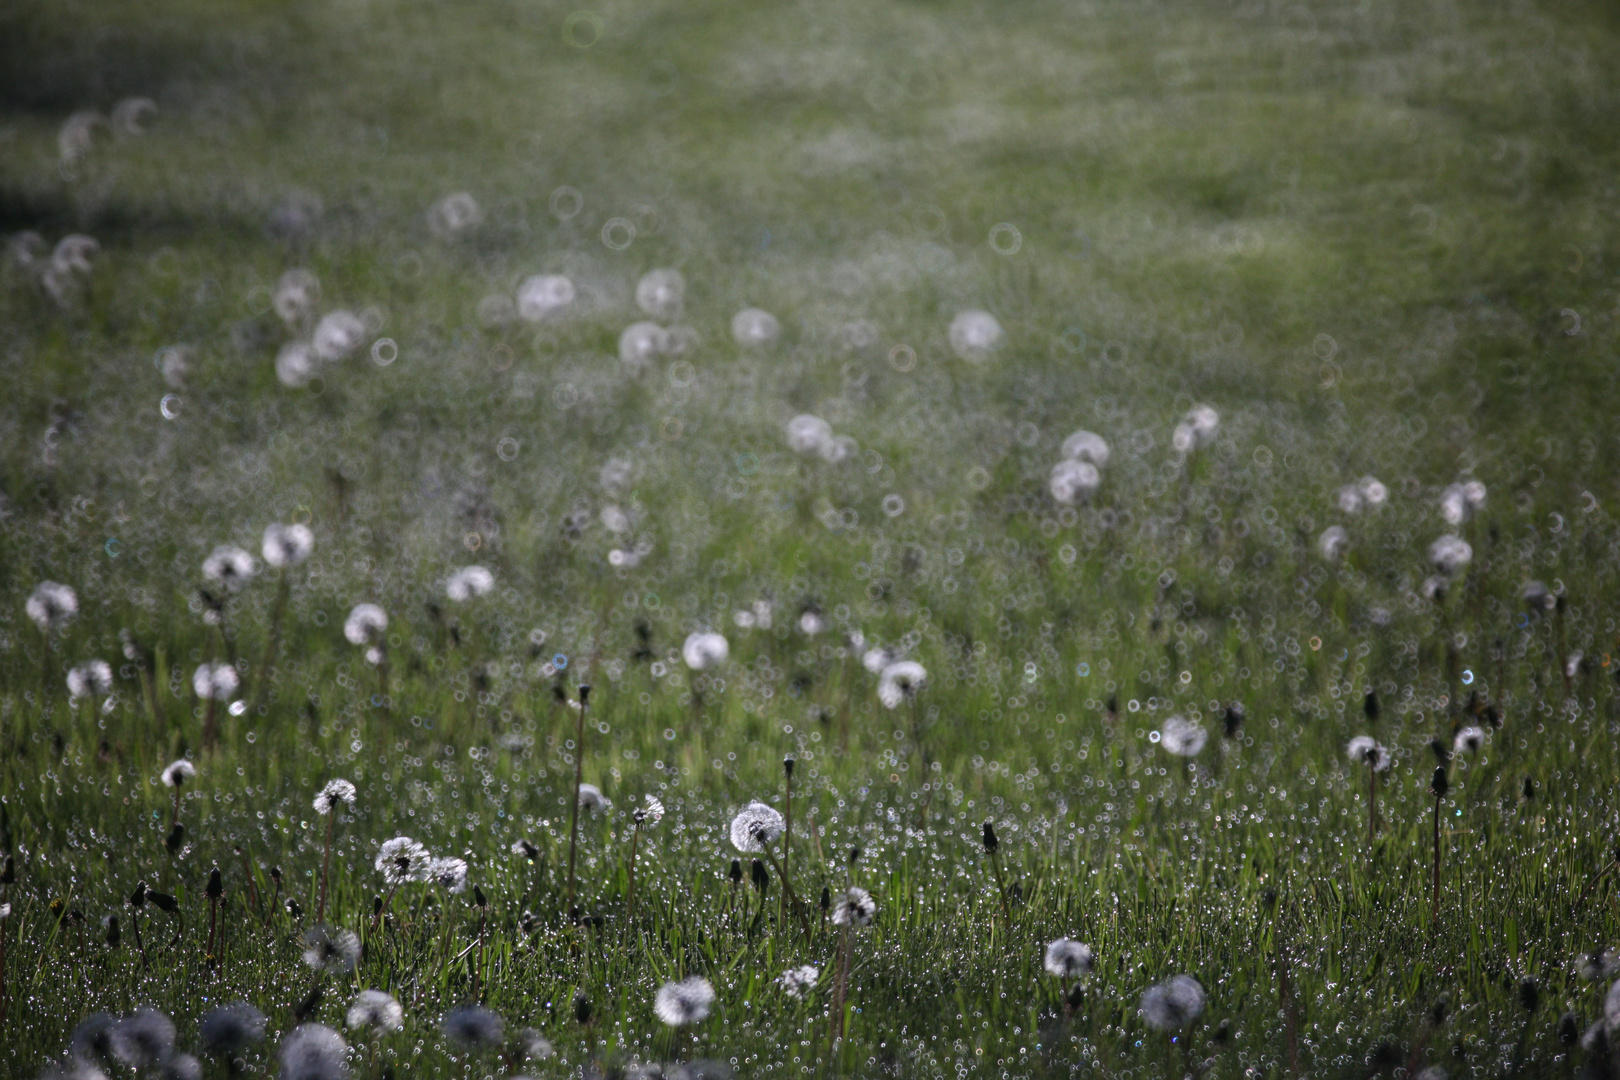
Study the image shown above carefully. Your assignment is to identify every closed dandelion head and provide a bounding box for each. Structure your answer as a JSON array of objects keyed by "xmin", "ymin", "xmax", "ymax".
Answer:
[
  {"xmin": 277, "ymin": 1024, "xmax": 349, "ymax": 1080},
  {"xmin": 1346, "ymin": 737, "xmax": 1390, "ymax": 771},
  {"xmin": 200, "ymin": 1003, "xmax": 267, "ymax": 1057},
  {"xmin": 192, "ymin": 663, "xmax": 240, "ymax": 701},
  {"xmin": 1428, "ymin": 535, "xmax": 1472, "ymax": 576},
  {"xmin": 654, "ymin": 977, "xmax": 716, "ymax": 1027},
  {"xmin": 67, "ymin": 660, "xmax": 113, "ymax": 701},
  {"xmin": 313, "ymin": 779, "xmax": 357, "ymax": 815},
  {"xmin": 301, "ymin": 925, "xmax": 360, "ymax": 974},
  {"xmin": 877, "ymin": 660, "xmax": 927, "ymax": 709},
  {"xmin": 375, "ymin": 837, "xmax": 430, "ymax": 885},
  {"xmin": 683, "ymin": 631, "xmax": 729, "ymax": 670},
  {"xmin": 263, "ymin": 524, "xmax": 315, "ymax": 569},
  {"xmin": 110, "ymin": 1008, "xmax": 176, "ymax": 1068},
  {"xmin": 729, "ymin": 801, "xmax": 786, "ymax": 852},
  {"xmin": 161, "ymin": 760, "xmax": 197, "ymax": 788},
  {"xmin": 446, "ymin": 565, "xmax": 494, "ymax": 603},
  {"xmin": 1158, "ymin": 716, "xmax": 1207, "ymax": 757},
  {"xmin": 1043, "ymin": 938, "xmax": 1095, "ymax": 979},
  {"xmin": 948, "ymin": 309, "xmax": 1003, "ymax": 361},
  {"xmin": 731, "ymin": 307, "xmax": 780, "ymax": 347},
  {"xmin": 27, "ymin": 581, "xmax": 79, "ymax": 633},
  {"xmin": 578, "ymin": 784, "xmax": 612, "ymax": 813},
  {"xmin": 203, "ymin": 545, "xmax": 257, "ymax": 591},
  {"xmin": 1139, "ymin": 975, "xmax": 1206, "ymax": 1030},
  {"xmin": 831, "ymin": 886, "xmax": 876, "ymax": 927},
  {"xmin": 343, "ymin": 604, "xmax": 388, "ymax": 646},
  {"xmin": 778, "ymin": 965, "xmax": 819, "ymax": 999},
  {"xmin": 442, "ymin": 1005, "xmax": 504, "ymax": 1049},
  {"xmin": 636, "ymin": 268, "xmax": 685, "ymax": 320},
  {"xmin": 1049, "ymin": 459, "xmax": 1101, "ymax": 505},
  {"xmin": 1454, "ymin": 726, "xmax": 1486, "ymax": 755},
  {"xmin": 428, "ymin": 857, "xmax": 469, "ymax": 893},
  {"xmin": 516, "ymin": 274, "xmax": 575, "ymax": 322},
  {"xmin": 635, "ymin": 794, "xmax": 665, "ymax": 827}
]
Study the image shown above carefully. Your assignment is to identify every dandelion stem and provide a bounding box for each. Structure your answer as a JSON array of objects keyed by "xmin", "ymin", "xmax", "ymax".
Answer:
[
  {"xmin": 1368, "ymin": 769, "xmax": 1377, "ymax": 845},
  {"xmin": 566, "ymin": 690, "xmax": 588, "ymax": 907},
  {"xmin": 318, "ymin": 812, "xmax": 335, "ymax": 925},
  {"xmin": 252, "ymin": 574, "xmax": 291, "ymax": 714},
  {"xmin": 988, "ymin": 850, "xmax": 1012, "ymax": 924},
  {"xmin": 830, "ymin": 925, "xmax": 851, "ymax": 1047},
  {"xmin": 625, "ymin": 818, "xmax": 642, "ymax": 929},
  {"xmin": 759, "ymin": 846, "xmax": 812, "ymax": 943},
  {"xmin": 1431, "ymin": 792, "xmax": 1442, "ymax": 927},
  {"xmin": 781, "ymin": 767, "xmax": 792, "ymax": 928}
]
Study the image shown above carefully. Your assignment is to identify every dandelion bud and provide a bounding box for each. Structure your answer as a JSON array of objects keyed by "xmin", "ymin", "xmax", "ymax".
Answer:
[
  {"xmin": 1431, "ymin": 767, "xmax": 1449, "ymax": 799},
  {"xmin": 474, "ymin": 885, "xmax": 487, "ymax": 908},
  {"xmin": 1559, "ymin": 1011, "xmax": 1580, "ymax": 1044},
  {"xmin": 1223, "ymin": 704, "xmax": 1244, "ymax": 738},
  {"xmin": 206, "ymin": 869, "xmax": 223, "ymax": 900},
  {"xmin": 820, "ymin": 886, "xmax": 831, "ymax": 914},
  {"xmin": 1430, "ymin": 993, "xmax": 1451, "ymax": 1026},
  {"xmin": 783, "ymin": 756, "xmax": 795, "ymax": 778},
  {"xmin": 372, "ymin": 896, "xmax": 383, "ymax": 918},
  {"xmin": 287, "ymin": 898, "xmax": 302, "ymax": 920},
  {"xmin": 1, "ymin": 854, "xmax": 13, "ymax": 884},
  {"xmin": 578, "ymin": 683, "xmax": 591, "ymax": 704},
  {"xmin": 1522, "ymin": 777, "xmax": 1535, "ymax": 801},
  {"xmin": 147, "ymin": 890, "xmax": 178, "ymax": 914},
  {"xmin": 1066, "ymin": 983, "xmax": 1085, "ymax": 1009},
  {"xmin": 271, "ymin": 865, "xmax": 283, "ymax": 885},
  {"xmin": 982, "ymin": 820, "xmax": 998, "ymax": 854},
  {"xmin": 130, "ymin": 883, "xmax": 147, "ymax": 908},
  {"xmin": 294, "ymin": 986, "xmax": 323, "ymax": 1023},
  {"xmin": 729, "ymin": 859, "xmax": 743, "ymax": 885},
  {"xmin": 751, "ymin": 858, "xmax": 769, "ymax": 893},
  {"xmin": 1519, "ymin": 978, "xmax": 1539, "ymax": 1013},
  {"xmin": 105, "ymin": 915, "xmax": 120, "ymax": 946},
  {"xmin": 1363, "ymin": 690, "xmax": 1380, "ymax": 721},
  {"xmin": 849, "ymin": 845, "xmax": 862, "ymax": 866},
  {"xmin": 574, "ymin": 993, "xmax": 592, "ymax": 1025}
]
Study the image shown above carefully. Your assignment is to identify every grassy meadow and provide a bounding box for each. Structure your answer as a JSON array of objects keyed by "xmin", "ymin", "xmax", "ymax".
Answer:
[{"xmin": 3, "ymin": 0, "xmax": 1620, "ymax": 1075}]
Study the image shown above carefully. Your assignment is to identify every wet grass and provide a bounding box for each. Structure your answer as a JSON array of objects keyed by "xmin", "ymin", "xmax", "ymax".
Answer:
[{"xmin": 3, "ymin": 0, "xmax": 1620, "ymax": 1076}]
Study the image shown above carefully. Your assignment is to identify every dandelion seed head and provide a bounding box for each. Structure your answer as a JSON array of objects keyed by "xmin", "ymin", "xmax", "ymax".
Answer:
[
  {"xmin": 344, "ymin": 604, "xmax": 388, "ymax": 645},
  {"xmin": 301, "ymin": 925, "xmax": 360, "ymax": 974},
  {"xmin": 313, "ymin": 779, "xmax": 357, "ymax": 815},
  {"xmin": 618, "ymin": 322, "xmax": 669, "ymax": 370},
  {"xmin": 52, "ymin": 235, "xmax": 100, "ymax": 276},
  {"xmin": 276, "ymin": 341, "xmax": 319, "ymax": 388},
  {"xmin": 683, "ymin": 631, "xmax": 729, "ymax": 670},
  {"xmin": 512, "ymin": 1029, "xmax": 553, "ymax": 1062},
  {"xmin": 787, "ymin": 415, "xmax": 834, "ymax": 456},
  {"xmin": 200, "ymin": 1003, "xmax": 267, "ymax": 1057},
  {"xmin": 161, "ymin": 760, "xmax": 197, "ymax": 788},
  {"xmin": 427, "ymin": 192, "xmax": 482, "ymax": 239},
  {"xmin": 428, "ymin": 856, "xmax": 469, "ymax": 893},
  {"xmin": 27, "ymin": 581, "xmax": 79, "ymax": 632},
  {"xmin": 1139, "ymin": 974, "xmax": 1205, "ymax": 1030},
  {"xmin": 375, "ymin": 837, "xmax": 431, "ymax": 885},
  {"xmin": 446, "ymin": 565, "xmax": 495, "ymax": 602},
  {"xmin": 1318, "ymin": 525, "xmax": 1348, "ymax": 561},
  {"xmin": 654, "ymin": 977, "xmax": 716, "ymax": 1027},
  {"xmin": 778, "ymin": 965, "xmax": 819, "ymax": 999},
  {"xmin": 312, "ymin": 311, "xmax": 366, "ymax": 362},
  {"xmin": 877, "ymin": 660, "xmax": 927, "ymax": 709},
  {"xmin": 442, "ymin": 1005, "xmax": 504, "ymax": 1048},
  {"xmin": 1061, "ymin": 430, "xmax": 1110, "ymax": 467},
  {"xmin": 67, "ymin": 660, "xmax": 113, "ymax": 700},
  {"xmin": 192, "ymin": 663, "xmax": 240, "ymax": 701},
  {"xmin": 599, "ymin": 457, "xmax": 635, "ymax": 493},
  {"xmin": 1429, "ymin": 534, "xmax": 1472, "ymax": 576},
  {"xmin": 729, "ymin": 801, "xmax": 786, "ymax": 852},
  {"xmin": 636, "ymin": 269, "xmax": 685, "ymax": 321},
  {"xmin": 1346, "ymin": 736, "xmax": 1390, "ymax": 771},
  {"xmin": 110, "ymin": 1009, "xmax": 176, "ymax": 1068},
  {"xmin": 731, "ymin": 308, "xmax": 780, "ymax": 347},
  {"xmin": 831, "ymin": 886, "xmax": 876, "ymax": 927},
  {"xmin": 343, "ymin": 990, "xmax": 404, "ymax": 1035},
  {"xmin": 799, "ymin": 610, "xmax": 826, "ymax": 635},
  {"xmin": 263, "ymin": 523, "xmax": 315, "ymax": 568},
  {"xmin": 516, "ymin": 274, "xmax": 575, "ymax": 321},
  {"xmin": 578, "ymin": 784, "xmax": 612, "ymax": 812},
  {"xmin": 159, "ymin": 1054, "xmax": 201, "ymax": 1080},
  {"xmin": 1172, "ymin": 405, "xmax": 1220, "ymax": 453},
  {"xmin": 1454, "ymin": 726, "xmax": 1485, "ymax": 754},
  {"xmin": 277, "ymin": 1024, "xmax": 349, "ymax": 1080},
  {"xmin": 1336, "ymin": 484, "xmax": 1363, "ymax": 514},
  {"xmin": 635, "ymin": 795, "xmax": 666, "ymax": 826},
  {"xmin": 203, "ymin": 545, "xmax": 257, "ymax": 590},
  {"xmin": 948, "ymin": 309, "xmax": 1003, "ymax": 361},
  {"xmin": 274, "ymin": 269, "xmax": 320, "ymax": 325},
  {"xmin": 1359, "ymin": 476, "xmax": 1388, "ymax": 507},
  {"xmin": 1049, "ymin": 459, "xmax": 1100, "ymax": 504},
  {"xmin": 1043, "ymin": 938, "xmax": 1095, "ymax": 979},
  {"xmin": 1158, "ymin": 716, "xmax": 1207, "ymax": 757},
  {"xmin": 1440, "ymin": 480, "xmax": 1487, "ymax": 526}
]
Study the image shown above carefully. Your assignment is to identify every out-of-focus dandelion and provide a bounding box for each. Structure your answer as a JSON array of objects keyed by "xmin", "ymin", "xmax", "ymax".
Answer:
[
  {"xmin": 626, "ymin": 794, "xmax": 665, "ymax": 924},
  {"xmin": 1061, "ymin": 430, "xmax": 1110, "ymax": 467},
  {"xmin": 1429, "ymin": 535, "xmax": 1472, "ymax": 576},
  {"xmin": 578, "ymin": 784, "xmax": 612, "ymax": 813},
  {"xmin": 28, "ymin": 581, "xmax": 79, "ymax": 634},
  {"xmin": 654, "ymin": 977, "xmax": 716, "ymax": 1027},
  {"xmin": 446, "ymin": 566, "xmax": 495, "ymax": 603},
  {"xmin": 787, "ymin": 415, "xmax": 834, "ymax": 457},
  {"xmin": 1049, "ymin": 459, "xmax": 1100, "ymax": 504},
  {"xmin": 59, "ymin": 111, "xmax": 105, "ymax": 165},
  {"xmin": 313, "ymin": 311, "xmax": 366, "ymax": 362},
  {"xmin": 193, "ymin": 663, "xmax": 239, "ymax": 752},
  {"xmin": 829, "ymin": 886, "xmax": 876, "ymax": 1043},
  {"xmin": 442, "ymin": 1005, "xmax": 504, "ymax": 1050},
  {"xmin": 636, "ymin": 269, "xmax": 684, "ymax": 320},
  {"xmin": 1319, "ymin": 525, "xmax": 1348, "ymax": 561},
  {"xmin": 111, "ymin": 1009, "xmax": 177, "ymax": 1068},
  {"xmin": 1043, "ymin": 938, "xmax": 1095, "ymax": 979},
  {"xmin": 1440, "ymin": 480, "xmax": 1486, "ymax": 526},
  {"xmin": 203, "ymin": 546, "xmax": 257, "ymax": 592},
  {"xmin": 200, "ymin": 1002, "xmax": 267, "ymax": 1059},
  {"xmin": 683, "ymin": 632, "xmax": 729, "ymax": 670},
  {"xmin": 1347, "ymin": 736, "xmax": 1390, "ymax": 842},
  {"xmin": 428, "ymin": 192, "xmax": 482, "ymax": 239},
  {"xmin": 779, "ymin": 965, "xmax": 818, "ymax": 999},
  {"xmin": 277, "ymin": 1024, "xmax": 349, "ymax": 1080},
  {"xmin": 731, "ymin": 308, "xmax": 780, "ymax": 347},
  {"xmin": 619, "ymin": 322, "xmax": 668, "ymax": 370},
  {"xmin": 276, "ymin": 341, "xmax": 319, "ymax": 388},
  {"xmin": 343, "ymin": 603, "xmax": 390, "ymax": 699},
  {"xmin": 429, "ymin": 856, "xmax": 469, "ymax": 894},
  {"xmin": 313, "ymin": 780, "xmax": 356, "ymax": 922},
  {"xmin": 161, "ymin": 759, "xmax": 196, "ymax": 830},
  {"xmin": 274, "ymin": 270, "xmax": 320, "ymax": 326},
  {"xmin": 1172, "ymin": 405, "xmax": 1220, "ymax": 454},
  {"xmin": 516, "ymin": 275, "xmax": 574, "ymax": 321},
  {"xmin": 1454, "ymin": 726, "xmax": 1485, "ymax": 755},
  {"xmin": 346, "ymin": 990, "xmax": 403, "ymax": 1035},
  {"xmin": 948, "ymin": 309, "xmax": 1003, "ymax": 361},
  {"xmin": 111, "ymin": 97, "xmax": 157, "ymax": 136},
  {"xmin": 877, "ymin": 660, "xmax": 926, "ymax": 709},
  {"xmin": 301, "ymin": 925, "xmax": 360, "ymax": 974},
  {"xmin": 1139, "ymin": 975, "xmax": 1205, "ymax": 1030},
  {"xmin": 1159, "ymin": 716, "xmax": 1207, "ymax": 757},
  {"xmin": 256, "ymin": 523, "xmax": 314, "ymax": 709},
  {"xmin": 66, "ymin": 660, "xmax": 112, "ymax": 703}
]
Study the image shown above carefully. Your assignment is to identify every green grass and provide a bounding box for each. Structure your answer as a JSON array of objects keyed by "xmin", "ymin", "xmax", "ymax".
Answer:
[{"xmin": 3, "ymin": 0, "xmax": 1620, "ymax": 1075}]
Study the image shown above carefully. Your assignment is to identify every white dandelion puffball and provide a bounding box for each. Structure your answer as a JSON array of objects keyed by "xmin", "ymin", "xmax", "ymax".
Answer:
[
  {"xmin": 263, "ymin": 523, "xmax": 315, "ymax": 569},
  {"xmin": 27, "ymin": 581, "xmax": 78, "ymax": 632},
  {"xmin": 799, "ymin": 610, "xmax": 826, "ymax": 635},
  {"xmin": 1140, "ymin": 975, "xmax": 1206, "ymax": 1030},
  {"xmin": 862, "ymin": 645, "xmax": 896, "ymax": 674},
  {"xmin": 1346, "ymin": 736, "xmax": 1390, "ymax": 771},
  {"xmin": 428, "ymin": 192, "xmax": 482, "ymax": 239},
  {"xmin": 375, "ymin": 837, "xmax": 431, "ymax": 885},
  {"xmin": 446, "ymin": 565, "xmax": 495, "ymax": 602},
  {"xmin": 111, "ymin": 97, "xmax": 158, "ymax": 137},
  {"xmin": 273, "ymin": 269, "xmax": 320, "ymax": 326},
  {"xmin": 1158, "ymin": 716, "xmax": 1207, "ymax": 757},
  {"xmin": 276, "ymin": 341, "xmax": 318, "ymax": 388},
  {"xmin": 278, "ymin": 1024, "xmax": 348, "ymax": 1080},
  {"xmin": 832, "ymin": 886, "xmax": 876, "ymax": 927},
  {"xmin": 948, "ymin": 309, "xmax": 1004, "ymax": 361},
  {"xmin": 313, "ymin": 778, "xmax": 357, "ymax": 814},
  {"xmin": 193, "ymin": 663, "xmax": 240, "ymax": 701},
  {"xmin": 1429, "ymin": 534, "xmax": 1472, "ymax": 576},
  {"xmin": 516, "ymin": 274, "xmax": 575, "ymax": 321},
  {"xmin": 162, "ymin": 759, "xmax": 197, "ymax": 787},
  {"xmin": 600, "ymin": 457, "xmax": 634, "ymax": 493},
  {"xmin": 67, "ymin": 660, "xmax": 113, "ymax": 700},
  {"xmin": 301, "ymin": 925, "xmax": 360, "ymax": 973},
  {"xmin": 1359, "ymin": 476, "xmax": 1389, "ymax": 507},
  {"xmin": 731, "ymin": 307, "xmax": 780, "ymax": 347},
  {"xmin": 787, "ymin": 414, "xmax": 834, "ymax": 456},
  {"xmin": 203, "ymin": 545, "xmax": 257, "ymax": 590},
  {"xmin": 635, "ymin": 794, "xmax": 666, "ymax": 826},
  {"xmin": 1440, "ymin": 480, "xmax": 1487, "ymax": 526},
  {"xmin": 429, "ymin": 856, "xmax": 470, "ymax": 893},
  {"xmin": 313, "ymin": 311, "xmax": 367, "ymax": 362},
  {"xmin": 1049, "ymin": 459, "xmax": 1101, "ymax": 505},
  {"xmin": 1061, "ymin": 430, "xmax": 1110, "ymax": 467},
  {"xmin": 58, "ymin": 110, "xmax": 104, "ymax": 164},
  {"xmin": 877, "ymin": 660, "xmax": 927, "ymax": 709},
  {"xmin": 636, "ymin": 268, "xmax": 685, "ymax": 320},
  {"xmin": 346, "ymin": 990, "xmax": 404, "ymax": 1034},
  {"xmin": 344, "ymin": 603, "xmax": 388, "ymax": 645},
  {"xmin": 53, "ymin": 235, "xmax": 100, "ymax": 276},
  {"xmin": 1043, "ymin": 938, "xmax": 1095, "ymax": 979},
  {"xmin": 618, "ymin": 322, "xmax": 668, "ymax": 370},
  {"xmin": 682, "ymin": 631, "xmax": 729, "ymax": 670},
  {"xmin": 1454, "ymin": 726, "xmax": 1486, "ymax": 754},
  {"xmin": 1319, "ymin": 525, "xmax": 1348, "ymax": 561},
  {"xmin": 654, "ymin": 977, "xmax": 716, "ymax": 1027},
  {"xmin": 601, "ymin": 504, "xmax": 631, "ymax": 533},
  {"xmin": 1172, "ymin": 405, "xmax": 1220, "ymax": 453},
  {"xmin": 578, "ymin": 784, "xmax": 612, "ymax": 812},
  {"xmin": 779, "ymin": 965, "xmax": 819, "ymax": 998},
  {"xmin": 729, "ymin": 801, "xmax": 786, "ymax": 852},
  {"xmin": 1336, "ymin": 484, "xmax": 1364, "ymax": 514}
]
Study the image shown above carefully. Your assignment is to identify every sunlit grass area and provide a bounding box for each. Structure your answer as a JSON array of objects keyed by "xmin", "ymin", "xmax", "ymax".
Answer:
[{"xmin": 3, "ymin": 0, "xmax": 1620, "ymax": 1076}]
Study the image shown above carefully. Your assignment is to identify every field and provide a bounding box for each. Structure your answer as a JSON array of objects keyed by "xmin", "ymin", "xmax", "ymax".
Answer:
[{"xmin": 4, "ymin": 0, "xmax": 1620, "ymax": 1076}]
